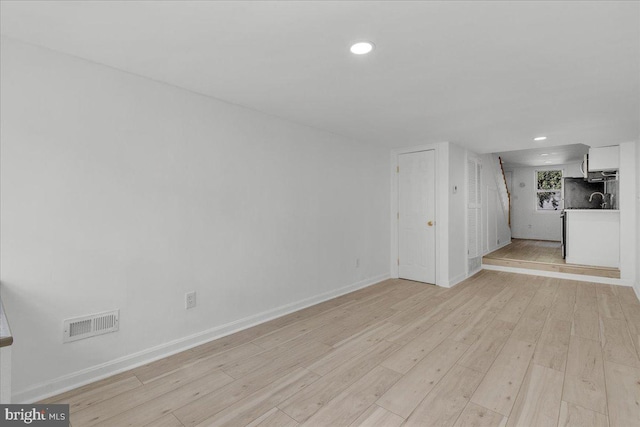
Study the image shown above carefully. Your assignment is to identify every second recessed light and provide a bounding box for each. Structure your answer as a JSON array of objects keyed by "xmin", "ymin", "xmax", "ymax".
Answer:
[
  {"xmin": 350, "ymin": 42, "xmax": 375, "ymax": 55},
  {"xmin": 534, "ymin": 136, "xmax": 547, "ymax": 141}
]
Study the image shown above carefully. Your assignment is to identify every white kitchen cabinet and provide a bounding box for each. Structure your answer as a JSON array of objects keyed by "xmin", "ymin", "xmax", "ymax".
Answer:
[
  {"xmin": 565, "ymin": 210, "xmax": 619, "ymax": 268},
  {"xmin": 588, "ymin": 146, "xmax": 619, "ymax": 171}
]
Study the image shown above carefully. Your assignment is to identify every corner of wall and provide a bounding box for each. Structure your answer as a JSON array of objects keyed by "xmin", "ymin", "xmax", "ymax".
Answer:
[
  {"xmin": 635, "ymin": 139, "xmax": 640, "ymax": 300},
  {"xmin": 619, "ymin": 142, "xmax": 637, "ymax": 286},
  {"xmin": 447, "ymin": 272, "xmax": 469, "ymax": 288},
  {"xmin": 437, "ymin": 142, "xmax": 451, "ymax": 287}
]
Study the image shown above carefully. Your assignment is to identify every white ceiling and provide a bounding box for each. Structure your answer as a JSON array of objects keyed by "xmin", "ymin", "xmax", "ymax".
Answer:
[
  {"xmin": 497, "ymin": 143, "xmax": 588, "ymax": 168},
  {"xmin": 1, "ymin": 1, "xmax": 638, "ymax": 153}
]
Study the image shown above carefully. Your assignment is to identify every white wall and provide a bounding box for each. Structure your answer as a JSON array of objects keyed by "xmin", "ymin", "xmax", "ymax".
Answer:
[
  {"xmin": 0, "ymin": 345, "xmax": 10, "ymax": 404},
  {"xmin": 436, "ymin": 143, "xmax": 450, "ymax": 287},
  {"xmin": 505, "ymin": 162, "xmax": 581, "ymax": 241},
  {"xmin": 0, "ymin": 38, "xmax": 391, "ymax": 401},
  {"xmin": 479, "ymin": 154, "xmax": 512, "ymax": 254},
  {"xmin": 618, "ymin": 142, "xmax": 638, "ymax": 287},
  {"xmin": 636, "ymin": 141, "xmax": 640, "ymax": 297},
  {"xmin": 448, "ymin": 143, "xmax": 467, "ymax": 285}
]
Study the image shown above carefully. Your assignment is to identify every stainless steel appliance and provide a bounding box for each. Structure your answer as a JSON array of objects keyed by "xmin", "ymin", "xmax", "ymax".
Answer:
[{"xmin": 561, "ymin": 210, "xmax": 566, "ymax": 259}]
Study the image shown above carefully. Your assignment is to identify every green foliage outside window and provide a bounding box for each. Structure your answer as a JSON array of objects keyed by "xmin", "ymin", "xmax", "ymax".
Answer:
[
  {"xmin": 536, "ymin": 170, "xmax": 562, "ymax": 210},
  {"xmin": 537, "ymin": 170, "xmax": 562, "ymax": 190}
]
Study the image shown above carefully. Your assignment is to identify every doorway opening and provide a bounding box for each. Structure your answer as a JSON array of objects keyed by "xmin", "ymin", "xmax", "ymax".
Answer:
[{"xmin": 486, "ymin": 143, "xmax": 620, "ymax": 279}]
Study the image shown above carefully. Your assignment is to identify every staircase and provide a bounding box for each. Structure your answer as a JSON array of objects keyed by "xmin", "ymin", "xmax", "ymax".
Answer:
[
  {"xmin": 498, "ymin": 156, "xmax": 511, "ymax": 227},
  {"xmin": 493, "ymin": 155, "xmax": 511, "ymax": 228}
]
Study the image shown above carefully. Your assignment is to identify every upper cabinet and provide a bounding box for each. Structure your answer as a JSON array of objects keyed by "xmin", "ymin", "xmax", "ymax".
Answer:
[{"xmin": 588, "ymin": 145, "xmax": 619, "ymax": 171}]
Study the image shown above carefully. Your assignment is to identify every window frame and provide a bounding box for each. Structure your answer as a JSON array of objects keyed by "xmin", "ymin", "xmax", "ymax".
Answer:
[{"xmin": 534, "ymin": 168, "xmax": 564, "ymax": 213}]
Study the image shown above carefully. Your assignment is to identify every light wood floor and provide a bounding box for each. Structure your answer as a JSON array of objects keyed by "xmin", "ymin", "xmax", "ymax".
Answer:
[
  {"xmin": 43, "ymin": 270, "xmax": 640, "ymax": 427},
  {"xmin": 484, "ymin": 239, "xmax": 621, "ymax": 279},
  {"xmin": 485, "ymin": 239, "xmax": 564, "ymax": 264}
]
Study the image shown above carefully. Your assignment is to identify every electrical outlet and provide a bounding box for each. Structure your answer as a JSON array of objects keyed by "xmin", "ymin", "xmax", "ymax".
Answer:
[{"xmin": 185, "ymin": 291, "xmax": 196, "ymax": 309}]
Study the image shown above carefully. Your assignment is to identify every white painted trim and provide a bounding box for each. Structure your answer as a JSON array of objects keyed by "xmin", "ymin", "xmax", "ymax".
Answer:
[
  {"xmin": 447, "ymin": 272, "xmax": 469, "ymax": 288},
  {"xmin": 532, "ymin": 167, "xmax": 565, "ymax": 214},
  {"xmin": 13, "ymin": 273, "xmax": 389, "ymax": 403},
  {"xmin": 482, "ymin": 264, "xmax": 633, "ymax": 286},
  {"xmin": 390, "ymin": 142, "xmax": 447, "ymax": 286}
]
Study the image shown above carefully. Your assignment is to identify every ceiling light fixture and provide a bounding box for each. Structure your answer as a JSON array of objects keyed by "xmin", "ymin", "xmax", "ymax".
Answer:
[
  {"xmin": 350, "ymin": 42, "xmax": 374, "ymax": 55},
  {"xmin": 540, "ymin": 153, "xmax": 549, "ymax": 156},
  {"xmin": 544, "ymin": 161, "xmax": 553, "ymax": 164},
  {"xmin": 534, "ymin": 136, "xmax": 547, "ymax": 141}
]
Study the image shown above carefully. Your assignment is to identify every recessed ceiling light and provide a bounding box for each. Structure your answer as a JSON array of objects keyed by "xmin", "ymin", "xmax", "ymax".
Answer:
[
  {"xmin": 350, "ymin": 42, "xmax": 374, "ymax": 55},
  {"xmin": 544, "ymin": 161, "xmax": 552, "ymax": 164},
  {"xmin": 540, "ymin": 153, "xmax": 549, "ymax": 156},
  {"xmin": 534, "ymin": 136, "xmax": 547, "ymax": 141}
]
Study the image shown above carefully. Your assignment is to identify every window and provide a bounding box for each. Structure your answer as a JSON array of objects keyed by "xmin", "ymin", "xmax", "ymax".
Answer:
[{"xmin": 536, "ymin": 169, "xmax": 562, "ymax": 211}]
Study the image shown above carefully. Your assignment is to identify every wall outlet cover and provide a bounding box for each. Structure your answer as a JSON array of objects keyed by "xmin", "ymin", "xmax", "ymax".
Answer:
[{"xmin": 185, "ymin": 291, "xmax": 196, "ymax": 309}]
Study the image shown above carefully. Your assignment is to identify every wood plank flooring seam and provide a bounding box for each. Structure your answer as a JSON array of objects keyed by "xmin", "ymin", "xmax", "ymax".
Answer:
[
  {"xmin": 558, "ymin": 303, "xmax": 573, "ymax": 427},
  {"xmin": 502, "ymin": 349, "xmax": 535, "ymax": 422},
  {"xmin": 399, "ymin": 359, "xmax": 470, "ymax": 421},
  {"xmin": 616, "ymin": 293, "xmax": 640, "ymax": 362},
  {"xmin": 507, "ymin": 289, "xmax": 568, "ymax": 425}
]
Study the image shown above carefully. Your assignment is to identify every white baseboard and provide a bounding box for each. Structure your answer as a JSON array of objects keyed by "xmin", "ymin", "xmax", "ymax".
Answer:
[
  {"xmin": 447, "ymin": 272, "xmax": 469, "ymax": 288},
  {"xmin": 482, "ymin": 264, "xmax": 634, "ymax": 286},
  {"xmin": 14, "ymin": 273, "xmax": 390, "ymax": 403}
]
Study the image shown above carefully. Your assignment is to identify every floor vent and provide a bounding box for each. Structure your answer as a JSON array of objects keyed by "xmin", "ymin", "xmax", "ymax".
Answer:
[{"xmin": 63, "ymin": 310, "xmax": 119, "ymax": 343}]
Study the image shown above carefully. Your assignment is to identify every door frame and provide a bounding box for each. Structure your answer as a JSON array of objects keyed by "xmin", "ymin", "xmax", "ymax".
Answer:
[{"xmin": 391, "ymin": 143, "xmax": 446, "ymax": 287}]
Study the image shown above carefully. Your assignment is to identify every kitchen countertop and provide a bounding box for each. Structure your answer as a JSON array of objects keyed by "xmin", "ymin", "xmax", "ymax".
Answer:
[{"xmin": 564, "ymin": 209, "xmax": 619, "ymax": 212}]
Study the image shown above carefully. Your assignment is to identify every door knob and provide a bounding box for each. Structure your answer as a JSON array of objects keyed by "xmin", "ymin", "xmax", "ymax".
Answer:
[{"xmin": 427, "ymin": 221, "xmax": 434, "ymax": 227}]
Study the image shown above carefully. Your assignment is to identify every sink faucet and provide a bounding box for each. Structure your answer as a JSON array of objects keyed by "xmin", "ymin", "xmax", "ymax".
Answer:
[{"xmin": 589, "ymin": 192, "xmax": 606, "ymax": 208}]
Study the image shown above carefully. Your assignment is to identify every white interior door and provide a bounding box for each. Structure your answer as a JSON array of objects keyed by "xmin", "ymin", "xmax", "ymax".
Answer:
[{"xmin": 398, "ymin": 150, "xmax": 436, "ymax": 283}]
